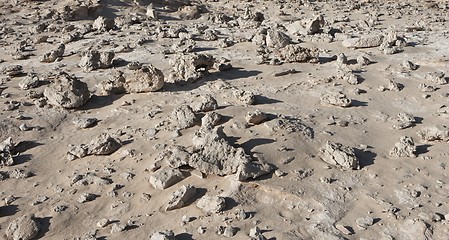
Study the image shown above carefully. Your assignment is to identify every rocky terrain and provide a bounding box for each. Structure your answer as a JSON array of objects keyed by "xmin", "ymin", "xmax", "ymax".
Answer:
[{"xmin": 1, "ymin": 0, "xmax": 449, "ymax": 239}]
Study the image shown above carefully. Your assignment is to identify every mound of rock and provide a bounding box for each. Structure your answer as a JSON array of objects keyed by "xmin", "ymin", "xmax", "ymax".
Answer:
[
  {"xmin": 169, "ymin": 53, "xmax": 214, "ymax": 83},
  {"xmin": 266, "ymin": 29, "xmax": 291, "ymax": 48},
  {"xmin": 2, "ymin": 65, "xmax": 23, "ymax": 77},
  {"xmin": 96, "ymin": 70, "xmax": 126, "ymax": 95},
  {"xmin": 165, "ymin": 184, "xmax": 197, "ymax": 211},
  {"xmin": 5, "ymin": 214, "xmax": 40, "ymax": 240},
  {"xmin": 319, "ymin": 141, "xmax": 359, "ymax": 170},
  {"xmin": 93, "ymin": 16, "xmax": 114, "ymax": 31},
  {"xmin": 416, "ymin": 126, "xmax": 449, "ymax": 142},
  {"xmin": 40, "ymin": 43, "xmax": 65, "ymax": 63},
  {"xmin": 124, "ymin": 65, "xmax": 165, "ymax": 93},
  {"xmin": 0, "ymin": 137, "xmax": 14, "ymax": 166},
  {"xmin": 43, "ymin": 72, "xmax": 90, "ymax": 108},
  {"xmin": 276, "ymin": 44, "xmax": 319, "ymax": 63},
  {"xmin": 169, "ymin": 105, "xmax": 197, "ymax": 129},
  {"xmin": 342, "ymin": 35, "xmax": 384, "ymax": 49},
  {"xmin": 150, "ymin": 230, "xmax": 176, "ymax": 240},
  {"xmin": 196, "ymin": 195, "xmax": 226, "ymax": 213},
  {"xmin": 192, "ymin": 95, "xmax": 218, "ymax": 112},
  {"xmin": 67, "ymin": 133, "xmax": 121, "ymax": 160},
  {"xmin": 79, "ymin": 50, "xmax": 115, "ymax": 72},
  {"xmin": 150, "ymin": 167, "xmax": 185, "ymax": 190},
  {"xmin": 321, "ymin": 91, "xmax": 351, "ymax": 107},
  {"xmin": 389, "ymin": 136, "xmax": 416, "ymax": 158}
]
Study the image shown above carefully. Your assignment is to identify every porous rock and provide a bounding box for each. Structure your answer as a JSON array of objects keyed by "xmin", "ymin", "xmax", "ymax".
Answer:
[
  {"xmin": 306, "ymin": 14, "xmax": 325, "ymax": 35},
  {"xmin": 245, "ymin": 110, "xmax": 267, "ymax": 125},
  {"xmin": 0, "ymin": 137, "xmax": 15, "ymax": 166},
  {"xmin": 192, "ymin": 95, "xmax": 218, "ymax": 112},
  {"xmin": 93, "ymin": 16, "xmax": 114, "ymax": 31},
  {"xmin": 79, "ymin": 50, "xmax": 115, "ymax": 72},
  {"xmin": 389, "ymin": 136, "xmax": 416, "ymax": 158},
  {"xmin": 40, "ymin": 43, "xmax": 65, "ymax": 63},
  {"xmin": 150, "ymin": 230, "xmax": 176, "ymax": 240},
  {"xmin": 5, "ymin": 214, "xmax": 40, "ymax": 240},
  {"xmin": 87, "ymin": 133, "xmax": 121, "ymax": 155},
  {"xmin": 266, "ymin": 29, "xmax": 290, "ymax": 48},
  {"xmin": 416, "ymin": 126, "xmax": 449, "ymax": 142},
  {"xmin": 169, "ymin": 53, "xmax": 214, "ymax": 83},
  {"xmin": 276, "ymin": 44, "xmax": 319, "ymax": 63},
  {"xmin": 43, "ymin": 72, "xmax": 90, "ymax": 108},
  {"xmin": 124, "ymin": 65, "xmax": 164, "ymax": 93},
  {"xmin": 342, "ymin": 35, "xmax": 384, "ymax": 49},
  {"xmin": 96, "ymin": 70, "xmax": 126, "ymax": 95},
  {"xmin": 319, "ymin": 141, "xmax": 359, "ymax": 170},
  {"xmin": 169, "ymin": 105, "xmax": 197, "ymax": 129},
  {"xmin": 233, "ymin": 90, "xmax": 255, "ymax": 105},
  {"xmin": 321, "ymin": 91, "xmax": 351, "ymax": 107}
]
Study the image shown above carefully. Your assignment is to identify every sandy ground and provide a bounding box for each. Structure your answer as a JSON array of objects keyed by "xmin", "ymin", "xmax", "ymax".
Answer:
[{"xmin": 1, "ymin": 0, "xmax": 449, "ymax": 239}]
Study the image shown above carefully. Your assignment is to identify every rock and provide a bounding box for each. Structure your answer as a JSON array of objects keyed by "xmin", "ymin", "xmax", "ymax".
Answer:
[
  {"xmin": 245, "ymin": 110, "xmax": 267, "ymax": 125},
  {"xmin": 393, "ymin": 113, "xmax": 415, "ymax": 130},
  {"xmin": 201, "ymin": 112, "xmax": 222, "ymax": 128},
  {"xmin": 249, "ymin": 226, "xmax": 267, "ymax": 240},
  {"xmin": 2, "ymin": 65, "xmax": 23, "ymax": 77},
  {"xmin": 236, "ymin": 160, "xmax": 274, "ymax": 181},
  {"xmin": 403, "ymin": 60, "xmax": 419, "ymax": 70},
  {"xmin": 78, "ymin": 193, "xmax": 96, "ymax": 203},
  {"xmin": 40, "ymin": 43, "xmax": 65, "ymax": 63},
  {"xmin": 5, "ymin": 214, "xmax": 40, "ymax": 240},
  {"xmin": 306, "ymin": 14, "xmax": 325, "ymax": 35},
  {"xmin": 67, "ymin": 144, "xmax": 88, "ymax": 160},
  {"xmin": 150, "ymin": 167, "xmax": 184, "ymax": 190},
  {"xmin": 263, "ymin": 116, "xmax": 314, "ymax": 139},
  {"xmin": 342, "ymin": 35, "xmax": 384, "ymax": 48},
  {"xmin": 124, "ymin": 65, "xmax": 165, "ymax": 93},
  {"xmin": 336, "ymin": 53, "xmax": 347, "ymax": 65},
  {"xmin": 196, "ymin": 195, "xmax": 226, "ymax": 213},
  {"xmin": 44, "ymin": 72, "xmax": 90, "ymax": 108},
  {"xmin": 1, "ymin": 137, "xmax": 15, "ymax": 166},
  {"xmin": 320, "ymin": 91, "xmax": 351, "ymax": 107},
  {"xmin": 87, "ymin": 133, "xmax": 121, "ymax": 155},
  {"xmin": 222, "ymin": 225, "xmax": 238, "ymax": 237},
  {"xmin": 319, "ymin": 141, "xmax": 359, "ymax": 170},
  {"xmin": 355, "ymin": 216, "xmax": 374, "ymax": 229},
  {"xmin": 389, "ymin": 136, "xmax": 416, "ymax": 158},
  {"xmin": 96, "ymin": 70, "xmax": 126, "ymax": 95},
  {"xmin": 276, "ymin": 44, "xmax": 319, "ymax": 63},
  {"xmin": 169, "ymin": 53, "xmax": 214, "ymax": 83},
  {"xmin": 425, "ymin": 71, "xmax": 447, "ymax": 85},
  {"xmin": 169, "ymin": 105, "xmax": 197, "ymax": 129},
  {"xmin": 357, "ymin": 55, "xmax": 371, "ymax": 66},
  {"xmin": 335, "ymin": 224, "xmax": 353, "ymax": 235},
  {"xmin": 266, "ymin": 29, "xmax": 290, "ymax": 48},
  {"xmin": 233, "ymin": 90, "xmax": 255, "ymax": 105},
  {"xmin": 150, "ymin": 230, "xmax": 176, "ymax": 240},
  {"xmin": 192, "ymin": 95, "xmax": 218, "ymax": 112},
  {"xmin": 416, "ymin": 126, "xmax": 449, "ymax": 142},
  {"xmin": 110, "ymin": 223, "xmax": 127, "ymax": 233},
  {"xmin": 398, "ymin": 219, "xmax": 433, "ymax": 240},
  {"xmin": 177, "ymin": 5, "xmax": 201, "ymax": 20},
  {"xmin": 93, "ymin": 16, "xmax": 114, "ymax": 31},
  {"xmin": 73, "ymin": 117, "xmax": 98, "ymax": 129},
  {"xmin": 165, "ymin": 184, "xmax": 197, "ymax": 211},
  {"xmin": 79, "ymin": 50, "xmax": 115, "ymax": 72},
  {"xmin": 96, "ymin": 218, "xmax": 110, "ymax": 228},
  {"xmin": 19, "ymin": 73, "xmax": 40, "ymax": 90}
]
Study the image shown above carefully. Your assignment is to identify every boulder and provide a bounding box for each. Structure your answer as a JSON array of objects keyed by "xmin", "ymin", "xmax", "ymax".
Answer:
[
  {"xmin": 319, "ymin": 141, "xmax": 359, "ymax": 170},
  {"xmin": 43, "ymin": 72, "xmax": 90, "ymax": 108}
]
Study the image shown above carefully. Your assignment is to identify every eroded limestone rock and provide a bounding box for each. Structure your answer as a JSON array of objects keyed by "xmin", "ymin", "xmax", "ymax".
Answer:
[{"xmin": 319, "ymin": 141, "xmax": 359, "ymax": 170}]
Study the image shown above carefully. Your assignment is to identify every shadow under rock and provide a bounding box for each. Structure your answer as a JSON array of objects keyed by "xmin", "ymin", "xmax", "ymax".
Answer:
[
  {"xmin": 176, "ymin": 233, "xmax": 194, "ymax": 240},
  {"xmin": 351, "ymin": 100, "xmax": 368, "ymax": 107},
  {"xmin": 0, "ymin": 205, "xmax": 19, "ymax": 218},
  {"xmin": 13, "ymin": 154, "xmax": 33, "ymax": 165},
  {"xmin": 14, "ymin": 141, "xmax": 44, "ymax": 153},
  {"xmin": 255, "ymin": 95, "xmax": 283, "ymax": 105},
  {"xmin": 416, "ymin": 144, "xmax": 431, "ymax": 156},
  {"xmin": 208, "ymin": 67, "xmax": 262, "ymax": 81},
  {"xmin": 79, "ymin": 94, "xmax": 125, "ymax": 110},
  {"xmin": 240, "ymin": 138, "xmax": 276, "ymax": 154},
  {"xmin": 354, "ymin": 148, "xmax": 377, "ymax": 169},
  {"xmin": 35, "ymin": 217, "xmax": 52, "ymax": 239}
]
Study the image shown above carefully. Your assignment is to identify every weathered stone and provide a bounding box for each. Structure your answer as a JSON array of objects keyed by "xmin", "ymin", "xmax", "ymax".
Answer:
[
  {"xmin": 170, "ymin": 105, "xmax": 197, "ymax": 129},
  {"xmin": 43, "ymin": 72, "xmax": 90, "ymax": 108},
  {"xmin": 150, "ymin": 167, "xmax": 184, "ymax": 190},
  {"xmin": 124, "ymin": 65, "xmax": 165, "ymax": 93},
  {"xmin": 79, "ymin": 50, "xmax": 115, "ymax": 72},
  {"xmin": 321, "ymin": 91, "xmax": 351, "ymax": 107},
  {"xmin": 5, "ymin": 214, "xmax": 40, "ymax": 240},
  {"xmin": 266, "ymin": 29, "xmax": 290, "ymax": 48},
  {"xmin": 93, "ymin": 16, "xmax": 114, "ymax": 31},
  {"xmin": 201, "ymin": 112, "xmax": 222, "ymax": 128},
  {"xmin": 165, "ymin": 184, "xmax": 197, "ymax": 211},
  {"xmin": 96, "ymin": 70, "xmax": 126, "ymax": 95},
  {"xmin": 196, "ymin": 195, "xmax": 226, "ymax": 213},
  {"xmin": 276, "ymin": 44, "xmax": 319, "ymax": 63},
  {"xmin": 192, "ymin": 95, "xmax": 218, "ymax": 112},
  {"xmin": 0, "ymin": 137, "xmax": 14, "ymax": 166},
  {"xmin": 306, "ymin": 14, "xmax": 325, "ymax": 35},
  {"xmin": 40, "ymin": 43, "xmax": 65, "ymax": 63},
  {"xmin": 319, "ymin": 141, "xmax": 359, "ymax": 170},
  {"xmin": 169, "ymin": 53, "xmax": 214, "ymax": 83},
  {"xmin": 245, "ymin": 110, "xmax": 267, "ymax": 125},
  {"xmin": 342, "ymin": 35, "xmax": 384, "ymax": 48},
  {"xmin": 2, "ymin": 65, "xmax": 23, "ymax": 77},
  {"xmin": 417, "ymin": 126, "xmax": 449, "ymax": 142},
  {"xmin": 389, "ymin": 136, "xmax": 416, "ymax": 158},
  {"xmin": 233, "ymin": 90, "xmax": 255, "ymax": 105},
  {"xmin": 87, "ymin": 133, "xmax": 121, "ymax": 155},
  {"xmin": 150, "ymin": 230, "xmax": 176, "ymax": 240}
]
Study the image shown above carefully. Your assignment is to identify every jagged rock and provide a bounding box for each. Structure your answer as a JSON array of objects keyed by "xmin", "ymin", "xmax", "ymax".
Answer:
[
  {"xmin": 306, "ymin": 14, "xmax": 325, "ymax": 35},
  {"xmin": 5, "ymin": 214, "xmax": 40, "ymax": 240},
  {"xmin": 403, "ymin": 60, "xmax": 419, "ymax": 70},
  {"xmin": 266, "ymin": 29, "xmax": 290, "ymax": 48},
  {"xmin": 249, "ymin": 227, "xmax": 267, "ymax": 240},
  {"xmin": 236, "ymin": 161, "xmax": 273, "ymax": 181},
  {"xmin": 43, "ymin": 72, "xmax": 90, "ymax": 108},
  {"xmin": 397, "ymin": 219, "xmax": 433, "ymax": 240},
  {"xmin": 393, "ymin": 113, "xmax": 415, "ymax": 130},
  {"xmin": 264, "ymin": 116, "xmax": 314, "ymax": 139},
  {"xmin": 177, "ymin": 5, "xmax": 201, "ymax": 20},
  {"xmin": 201, "ymin": 112, "xmax": 222, "ymax": 128},
  {"xmin": 336, "ymin": 53, "xmax": 348, "ymax": 65},
  {"xmin": 40, "ymin": 43, "xmax": 65, "ymax": 63},
  {"xmin": 169, "ymin": 105, "xmax": 197, "ymax": 129},
  {"xmin": 245, "ymin": 110, "xmax": 267, "ymax": 125},
  {"xmin": 192, "ymin": 95, "xmax": 218, "ymax": 112},
  {"xmin": 389, "ymin": 136, "xmax": 416, "ymax": 158},
  {"xmin": 87, "ymin": 133, "xmax": 121, "ymax": 155},
  {"xmin": 157, "ymin": 145, "xmax": 191, "ymax": 168},
  {"xmin": 1, "ymin": 137, "xmax": 14, "ymax": 166},
  {"xmin": 150, "ymin": 230, "xmax": 176, "ymax": 240},
  {"xmin": 233, "ymin": 90, "xmax": 255, "ymax": 105},
  {"xmin": 357, "ymin": 55, "xmax": 371, "ymax": 66},
  {"xmin": 319, "ymin": 141, "xmax": 359, "ymax": 170},
  {"xmin": 93, "ymin": 16, "xmax": 114, "ymax": 31},
  {"xmin": 78, "ymin": 193, "xmax": 96, "ymax": 203},
  {"xmin": 124, "ymin": 65, "xmax": 165, "ymax": 93},
  {"xmin": 67, "ymin": 144, "xmax": 88, "ymax": 160},
  {"xmin": 73, "ymin": 117, "xmax": 98, "ymax": 129},
  {"xmin": 96, "ymin": 70, "xmax": 126, "ymax": 95},
  {"xmin": 6, "ymin": 169, "xmax": 33, "ymax": 179},
  {"xmin": 342, "ymin": 35, "xmax": 384, "ymax": 48},
  {"xmin": 276, "ymin": 44, "xmax": 319, "ymax": 63},
  {"xmin": 71, "ymin": 173, "xmax": 112, "ymax": 186},
  {"xmin": 165, "ymin": 184, "xmax": 197, "ymax": 211},
  {"xmin": 169, "ymin": 53, "xmax": 214, "ymax": 83},
  {"xmin": 79, "ymin": 50, "xmax": 115, "ymax": 72},
  {"xmin": 321, "ymin": 91, "xmax": 351, "ymax": 107},
  {"xmin": 425, "ymin": 71, "xmax": 447, "ymax": 85},
  {"xmin": 196, "ymin": 195, "xmax": 226, "ymax": 213},
  {"xmin": 2, "ymin": 65, "xmax": 23, "ymax": 77},
  {"xmin": 379, "ymin": 80, "xmax": 402, "ymax": 92},
  {"xmin": 19, "ymin": 73, "xmax": 40, "ymax": 90},
  {"xmin": 150, "ymin": 167, "xmax": 184, "ymax": 190},
  {"xmin": 222, "ymin": 225, "xmax": 238, "ymax": 237},
  {"xmin": 416, "ymin": 126, "xmax": 449, "ymax": 142},
  {"xmin": 342, "ymin": 72, "xmax": 359, "ymax": 85}
]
